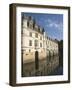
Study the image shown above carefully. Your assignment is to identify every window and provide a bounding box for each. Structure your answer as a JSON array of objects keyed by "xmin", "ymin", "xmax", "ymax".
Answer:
[
  {"xmin": 29, "ymin": 49, "xmax": 31, "ymax": 52},
  {"xmin": 47, "ymin": 45, "xmax": 49, "ymax": 48},
  {"xmin": 29, "ymin": 40, "xmax": 32, "ymax": 46},
  {"xmin": 29, "ymin": 32, "xmax": 32, "ymax": 37},
  {"xmin": 40, "ymin": 36, "xmax": 42, "ymax": 40},
  {"xmin": 29, "ymin": 23, "xmax": 33, "ymax": 29},
  {"xmin": 35, "ymin": 33, "xmax": 38, "ymax": 38},
  {"xmin": 46, "ymin": 41, "xmax": 47, "ymax": 45},
  {"xmin": 35, "ymin": 40, "xmax": 38, "ymax": 47},
  {"xmin": 40, "ymin": 43, "xmax": 42, "ymax": 47},
  {"xmin": 29, "ymin": 20, "xmax": 34, "ymax": 29},
  {"xmin": 27, "ymin": 21, "xmax": 29, "ymax": 27},
  {"xmin": 35, "ymin": 25, "xmax": 38, "ymax": 31},
  {"xmin": 47, "ymin": 41, "xmax": 49, "ymax": 44}
]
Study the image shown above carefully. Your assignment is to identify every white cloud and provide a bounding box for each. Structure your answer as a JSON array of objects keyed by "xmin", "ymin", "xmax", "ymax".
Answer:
[{"xmin": 45, "ymin": 19, "xmax": 63, "ymax": 32}]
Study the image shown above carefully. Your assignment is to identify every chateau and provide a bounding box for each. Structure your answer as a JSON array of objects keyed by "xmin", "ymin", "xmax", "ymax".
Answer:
[{"xmin": 21, "ymin": 15, "xmax": 59, "ymax": 63}]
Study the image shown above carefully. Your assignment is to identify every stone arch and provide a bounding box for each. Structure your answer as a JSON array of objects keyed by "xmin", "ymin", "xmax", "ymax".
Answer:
[
  {"xmin": 53, "ymin": 50, "xmax": 57, "ymax": 55},
  {"xmin": 35, "ymin": 51, "xmax": 39, "ymax": 70},
  {"xmin": 52, "ymin": 51, "xmax": 55, "ymax": 56},
  {"xmin": 53, "ymin": 50, "xmax": 56, "ymax": 56},
  {"xmin": 50, "ymin": 50, "xmax": 54, "ymax": 56},
  {"xmin": 46, "ymin": 49, "xmax": 50, "ymax": 57}
]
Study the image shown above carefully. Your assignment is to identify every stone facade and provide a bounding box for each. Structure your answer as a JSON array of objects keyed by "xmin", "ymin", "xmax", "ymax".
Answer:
[{"xmin": 21, "ymin": 15, "xmax": 59, "ymax": 63}]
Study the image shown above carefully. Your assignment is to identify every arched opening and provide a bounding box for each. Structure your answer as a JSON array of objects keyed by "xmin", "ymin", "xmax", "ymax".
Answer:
[
  {"xmin": 53, "ymin": 51, "xmax": 55, "ymax": 56},
  {"xmin": 50, "ymin": 50, "xmax": 53, "ymax": 56},
  {"xmin": 46, "ymin": 49, "xmax": 50, "ymax": 57},
  {"xmin": 35, "ymin": 51, "xmax": 39, "ymax": 70},
  {"xmin": 46, "ymin": 50, "xmax": 50, "ymax": 63}
]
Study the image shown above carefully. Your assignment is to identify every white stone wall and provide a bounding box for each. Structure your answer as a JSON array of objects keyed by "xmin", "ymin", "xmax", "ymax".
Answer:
[{"xmin": 22, "ymin": 16, "xmax": 59, "ymax": 63}]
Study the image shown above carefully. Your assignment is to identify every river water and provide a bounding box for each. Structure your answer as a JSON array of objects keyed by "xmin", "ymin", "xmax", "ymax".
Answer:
[{"xmin": 22, "ymin": 55, "xmax": 63, "ymax": 77}]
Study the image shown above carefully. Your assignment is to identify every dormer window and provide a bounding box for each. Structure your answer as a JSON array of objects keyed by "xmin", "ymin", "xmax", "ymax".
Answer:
[
  {"xmin": 40, "ymin": 36, "xmax": 42, "ymax": 40},
  {"xmin": 29, "ymin": 32, "xmax": 32, "ymax": 37},
  {"xmin": 29, "ymin": 20, "xmax": 33, "ymax": 29},
  {"xmin": 35, "ymin": 24, "xmax": 38, "ymax": 31},
  {"xmin": 35, "ymin": 33, "xmax": 38, "ymax": 38}
]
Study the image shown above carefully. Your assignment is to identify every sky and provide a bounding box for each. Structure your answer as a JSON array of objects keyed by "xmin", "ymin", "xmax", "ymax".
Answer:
[{"xmin": 22, "ymin": 12, "xmax": 63, "ymax": 41}]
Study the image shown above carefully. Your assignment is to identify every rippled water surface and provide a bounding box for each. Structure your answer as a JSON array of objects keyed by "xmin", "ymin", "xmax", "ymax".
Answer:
[{"xmin": 22, "ymin": 55, "xmax": 63, "ymax": 77}]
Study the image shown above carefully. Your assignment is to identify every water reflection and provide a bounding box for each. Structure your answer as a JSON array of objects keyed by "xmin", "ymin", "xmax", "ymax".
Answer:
[{"xmin": 22, "ymin": 55, "xmax": 63, "ymax": 77}]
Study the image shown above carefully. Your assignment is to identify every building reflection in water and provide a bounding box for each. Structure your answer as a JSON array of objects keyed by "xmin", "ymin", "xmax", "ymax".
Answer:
[{"xmin": 22, "ymin": 55, "xmax": 63, "ymax": 77}]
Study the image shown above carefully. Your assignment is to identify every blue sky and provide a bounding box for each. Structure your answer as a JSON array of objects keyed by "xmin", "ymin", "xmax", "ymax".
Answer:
[{"xmin": 22, "ymin": 12, "xmax": 63, "ymax": 41}]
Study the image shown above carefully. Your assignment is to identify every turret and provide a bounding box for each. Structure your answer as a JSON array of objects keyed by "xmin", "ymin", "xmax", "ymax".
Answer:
[{"xmin": 22, "ymin": 15, "xmax": 29, "ymax": 28}]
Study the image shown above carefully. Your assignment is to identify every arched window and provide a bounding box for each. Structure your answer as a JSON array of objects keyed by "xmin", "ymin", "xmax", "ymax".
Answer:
[{"xmin": 35, "ymin": 40, "xmax": 38, "ymax": 47}]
